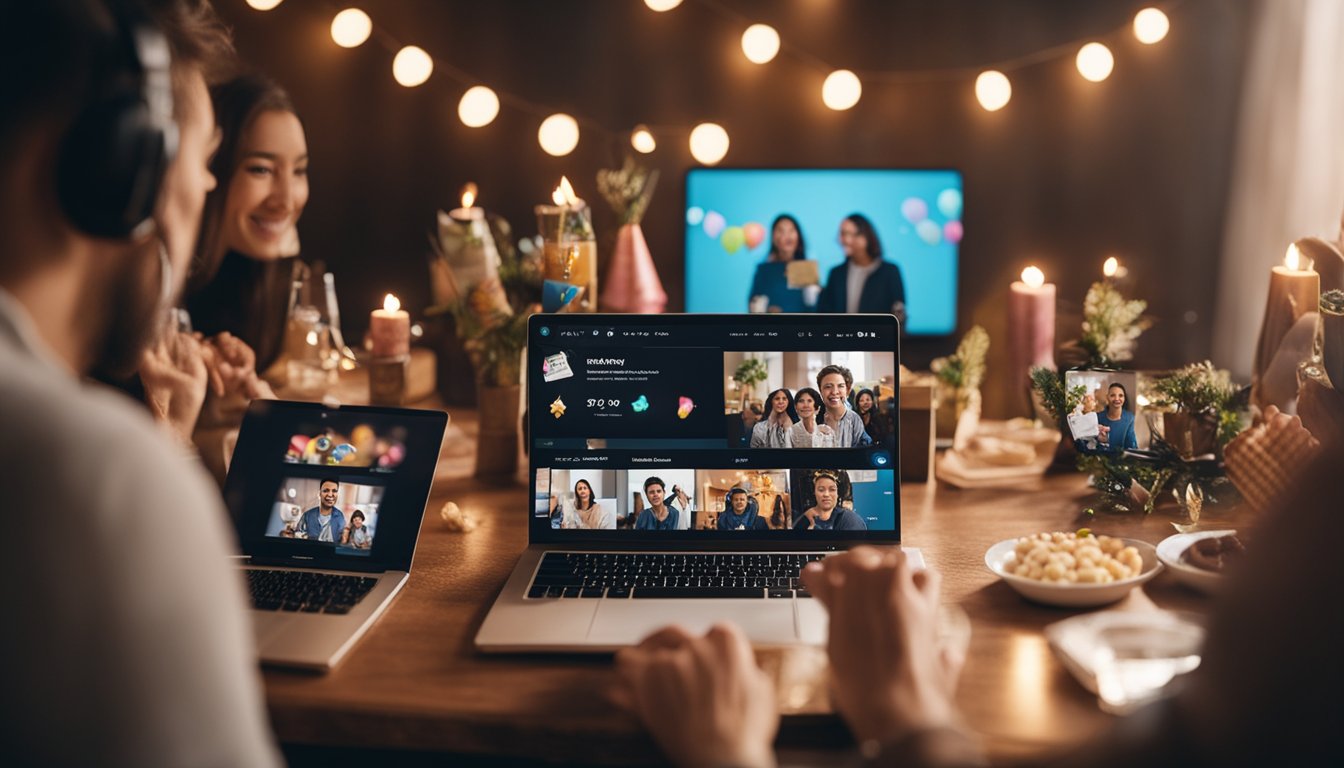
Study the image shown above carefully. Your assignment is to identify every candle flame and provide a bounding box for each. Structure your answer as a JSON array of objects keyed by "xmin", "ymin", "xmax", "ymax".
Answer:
[
  {"xmin": 1284, "ymin": 243, "xmax": 1302, "ymax": 270},
  {"xmin": 460, "ymin": 182, "xmax": 477, "ymax": 209},
  {"xmin": 1021, "ymin": 266, "xmax": 1045, "ymax": 288},
  {"xmin": 383, "ymin": 293, "xmax": 401, "ymax": 313},
  {"xmin": 552, "ymin": 176, "xmax": 578, "ymax": 206},
  {"xmin": 1103, "ymin": 256, "xmax": 1118, "ymax": 277}
]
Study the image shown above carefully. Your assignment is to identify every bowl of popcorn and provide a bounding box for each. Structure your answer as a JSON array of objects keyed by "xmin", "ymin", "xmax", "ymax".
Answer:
[{"xmin": 985, "ymin": 530, "xmax": 1162, "ymax": 607}]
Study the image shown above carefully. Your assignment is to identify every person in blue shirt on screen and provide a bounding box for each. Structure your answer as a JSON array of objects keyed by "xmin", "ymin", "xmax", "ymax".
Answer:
[
  {"xmin": 794, "ymin": 472, "xmax": 867, "ymax": 531},
  {"xmin": 717, "ymin": 487, "xmax": 766, "ymax": 531},
  {"xmin": 635, "ymin": 477, "xmax": 679, "ymax": 530},
  {"xmin": 747, "ymin": 215, "xmax": 812, "ymax": 313},
  {"xmin": 815, "ymin": 214, "xmax": 906, "ymax": 323},
  {"xmin": 1096, "ymin": 382, "xmax": 1138, "ymax": 453}
]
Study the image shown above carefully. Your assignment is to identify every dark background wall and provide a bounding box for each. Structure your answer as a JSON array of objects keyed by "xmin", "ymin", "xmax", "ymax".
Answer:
[{"xmin": 215, "ymin": 0, "xmax": 1252, "ymax": 416}]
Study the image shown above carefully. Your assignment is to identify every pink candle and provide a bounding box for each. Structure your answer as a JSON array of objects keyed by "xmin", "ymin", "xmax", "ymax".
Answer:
[
  {"xmin": 369, "ymin": 293, "xmax": 410, "ymax": 358},
  {"xmin": 1008, "ymin": 266, "xmax": 1056, "ymax": 412}
]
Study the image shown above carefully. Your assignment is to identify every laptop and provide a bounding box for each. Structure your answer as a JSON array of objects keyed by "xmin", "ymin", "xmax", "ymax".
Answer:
[
  {"xmin": 476, "ymin": 313, "xmax": 917, "ymax": 652},
  {"xmin": 225, "ymin": 400, "xmax": 447, "ymax": 670}
]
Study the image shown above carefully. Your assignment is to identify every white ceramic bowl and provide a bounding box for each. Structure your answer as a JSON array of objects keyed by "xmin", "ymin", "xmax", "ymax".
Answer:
[
  {"xmin": 985, "ymin": 537, "xmax": 1162, "ymax": 608},
  {"xmin": 1156, "ymin": 529, "xmax": 1237, "ymax": 594}
]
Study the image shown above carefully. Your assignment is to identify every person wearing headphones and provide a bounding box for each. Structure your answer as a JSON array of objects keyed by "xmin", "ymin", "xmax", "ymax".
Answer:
[{"xmin": 0, "ymin": 1, "xmax": 280, "ymax": 764}]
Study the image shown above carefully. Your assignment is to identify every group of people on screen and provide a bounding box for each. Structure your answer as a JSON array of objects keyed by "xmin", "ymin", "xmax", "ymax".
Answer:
[
  {"xmin": 275, "ymin": 478, "xmax": 375, "ymax": 549},
  {"xmin": 739, "ymin": 364, "xmax": 890, "ymax": 449}
]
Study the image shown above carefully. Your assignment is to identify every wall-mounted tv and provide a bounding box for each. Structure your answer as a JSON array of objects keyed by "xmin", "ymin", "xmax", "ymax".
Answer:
[{"xmin": 684, "ymin": 168, "xmax": 961, "ymax": 336}]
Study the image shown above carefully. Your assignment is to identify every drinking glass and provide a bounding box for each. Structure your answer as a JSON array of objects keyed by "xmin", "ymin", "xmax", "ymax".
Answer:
[
  {"xmin": 284, "ymin": 268, "xmax": 346, "ymax": 395},
  {"xmin": 1092, "ymin": 613, "xmax": 1204, "ymax": 715}
]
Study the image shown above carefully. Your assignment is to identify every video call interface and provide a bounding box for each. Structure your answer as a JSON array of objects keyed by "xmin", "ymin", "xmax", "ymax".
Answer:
[{"xmin": 530, "ymin": 320, "xmax": 899, "ymax": 533}]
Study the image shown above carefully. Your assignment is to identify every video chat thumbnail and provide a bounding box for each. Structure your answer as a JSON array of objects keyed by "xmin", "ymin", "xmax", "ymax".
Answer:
[
  {"xmin": 266, "ymin": 476, "xmax": 385, "ymax": 555},
  {"xmin": 282, "ymin": 422, "xmax": 409, "ymax": 470},
  {"xmin": 535, "ymin": 467, "xmax": 895, "ymax": 532}
]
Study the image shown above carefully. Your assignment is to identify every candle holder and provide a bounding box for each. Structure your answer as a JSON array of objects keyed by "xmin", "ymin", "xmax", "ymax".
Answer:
[
  {"xmin": 536, "ymin": 203, "xmax": 597, "ymax": 312},
  {"xmin": 368, "ymin": 354, "xmax": 409, "ymax": 406}
]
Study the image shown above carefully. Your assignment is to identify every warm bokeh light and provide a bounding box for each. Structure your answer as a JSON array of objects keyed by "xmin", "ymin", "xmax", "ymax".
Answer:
[
  {"xmin": 392, "ymin": 45, "xmax": 432, "ymax": 87},
  {"xmin": 1103, "ymin": 256, "xmax": 1119, "ymax": 277},
  {"xmin": 553, "ymin": 176, "xmax": 579, "ymax": 207},
  {"xmin": 330, "ymin": 8, "xmax": 371, "ymax": 48},
  {"xmin": 1022, "ymin": 266, "xmax": 1045, "ymax": 288},
  {"xmin": 689, "ymin": 122, "xmax": 730, "ymax": 165},
  {"xmin": 741, "ymin": 24, "xmax": 780, "ymax": 64},
  {"xmin": 644, "ymin": 0, "xmax": 683, "ymax": 11},
  {"xmin": 822, "ymin": 69, "xmax": 862, "ymax": 110},
  {"xmin": 1133, "ymin": 8, "xmax": 1170, "ymax": 45},
  {"xmin": 631, "ymin": 125, "xmax": 656, "ymax": 154},
  {"xmin": 460, "ymin": 183, "xmax": 477, "ymax": 209},
  {"xmin": 975, "ymin": 70, "xmax": 1011, "ymax": 111},
  {"xmin": 246, "ymin": 0, "xmax": 284, "ymax": 10},
  {"xmin": 457, "ymin": 85, "xmax": 500, "ymax": 127},
  {"xmin": 1285, "ymin": 243, "xmax": 1304, "ymax": 270},
  {"xmin": 383, "ymin": 293, "xmax": 401, "ymax": 313},
  {"xmin": 538, "ymin": 114, "xmax": 580, "ymax": 156},
  {"xmin": 1076, "ymin": 42, "xmax": 1114, "ymax": 82}
]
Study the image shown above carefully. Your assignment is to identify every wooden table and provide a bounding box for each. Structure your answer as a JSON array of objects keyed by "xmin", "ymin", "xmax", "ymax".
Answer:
[{"xmin": 263, "ymin": 421, "xmax": 1236, "ymax": 764}]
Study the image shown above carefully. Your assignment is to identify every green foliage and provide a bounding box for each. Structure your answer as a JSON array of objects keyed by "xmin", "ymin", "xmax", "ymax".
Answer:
[
  {"xmin": 932, "ymin": 325, "xmax": 990, "ymax": 390},
  {"xmin": 596, "ymin": 157, "xmax": 660, "ymax": 226},
  {"xmin": 1151, "ymin": 361, "xmax": 1238, "ymax": 415},
  {"xmin": 1030, "ymin": 367, "xmax": 1085, "ymax": 421},
  {"xmin": 1079, "ymin": 281, "xmax": 1148, "ymax": 366},
  {"xmin": 733, "ymin": 357, "xmax": 770, "ymax": 388},
  {"xmin": 1077, "ymin": 441, "xmax": 1237, "ymax": 516}
]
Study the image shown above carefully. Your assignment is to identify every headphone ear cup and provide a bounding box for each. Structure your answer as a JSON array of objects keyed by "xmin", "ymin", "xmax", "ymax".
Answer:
[{"xmin": 57, "ymin": 92, "xmax": 169, "ymax": 239}]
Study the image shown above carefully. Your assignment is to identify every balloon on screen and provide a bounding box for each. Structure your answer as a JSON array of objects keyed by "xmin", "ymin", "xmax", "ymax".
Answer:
[
  {"xmin": 703, "ymin": 211, "xmax": 726, "ymax": 238},
  {"xmin": 944, "ymin": 220, "xmax": 963, "ymax": 244},
  {"xmin": 901, "ymin": 197, "xmax": 928, "ymax": 224},
  {"xmin": 720, "ymin": 226, "xmax": 745, "ymax": 254},
  {"xmin": 743, "ymin": 222, "xmax": 765, "ymax": 249},
  {"xmin": 686, "ymin": 206, "xmax": 705, "ymax": 226},
  {"xmin": 916, "ymin": 219, "xmax": 941, "ymax": 245},
  {"xmin": 937, "ymin": 188, "xmax": 963, "ymax": 220}
]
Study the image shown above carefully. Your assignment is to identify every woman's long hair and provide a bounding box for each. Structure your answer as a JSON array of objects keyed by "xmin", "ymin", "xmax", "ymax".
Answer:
[
  {"xmin": 768, "ymin": 214, "xmax": 807, "ymax": 261},
  {"xmin": 574, "ymin": 478, "xmax": 595, "ymax": 511},
  {"xmin": 764, "ymin": 387, "xmax": 797, "ymax": 425},
  {"xmin": 844, "ymin": 213, "xmax": 883, "ymax": 261}
]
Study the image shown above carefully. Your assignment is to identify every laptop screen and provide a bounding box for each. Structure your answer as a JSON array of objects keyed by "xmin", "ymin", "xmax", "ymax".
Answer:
[
  {"xmin": 528, "ymin": 313, "xmax": 900, "ymax": 545},
  {"xmin": 226, "ymin": 401, "xmax": 447, "ymax": 572}
]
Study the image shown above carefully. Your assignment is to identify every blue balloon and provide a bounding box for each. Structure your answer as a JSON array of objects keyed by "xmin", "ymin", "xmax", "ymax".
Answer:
[
  {"xmin": 916, "ymin": 219, "xmax": 942, "ymax": 246},
  {"xmin": 937, "ymin": 189, "xmax": 963, "ymax": 220}
]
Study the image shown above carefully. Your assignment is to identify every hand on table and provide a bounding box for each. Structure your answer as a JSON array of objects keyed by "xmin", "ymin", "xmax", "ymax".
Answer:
[
  {"xmin": 801, "ymin": 547, "xmax": 963, "ymax": 747},
  {"xmin": 139, "ymin": 329, "xmax": 208, "ymax": 443},
  {"xmin": 613, "ymin": 623, "xmax": 779, "ymax": 768}
]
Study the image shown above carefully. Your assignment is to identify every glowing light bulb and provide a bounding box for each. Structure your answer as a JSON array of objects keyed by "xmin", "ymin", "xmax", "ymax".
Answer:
[
  {"xmin": 631, "ymin": 125, "xmax": 656, "ymax": 154},
  {"xmin": 1021, "ymin": 266, "xmax": 1045, "ymax": 289},
  {"xmin": 1103, "ymin": 256, "xmax": 1119, "ymax": 277},
  {"xmin": 975, "ymin": 70, "xmax": 1011, "ymax": 112},
  {"xmin": 741, "ymin": 24, "xmax": 780, "ymax": 64},
  {"xmin": 392, "ymin": 46, "xmax": 433, "ymax": 87},
  {"xmin": 822, "ymin": 69, "xmax": 862, "ymax": 110},
  {"xmin": 1076, "ymin": 42, "xmax": 1114, "ymax": 83},
  {"xmin": 689, "ymin": 122, "xmax": 730, "ymax": 165},
  {"xmin": 644, "ymin": 0, "xmax": 683, "ymax": 11},
  {"xmin": 330, "ymin": 8, "xmax": 371, "ymax": 48},
  {"xmin": 1133, "ymin": 8, "xmax": 1170, "ymax": 45},
  {"xmin": 457, "ymin": 86, "xmax": 499, "ymax": 127},
  {"xmin": 246, "ymin": 0, "xmax": 283, "ymax": 10},
  {"xmin": 538, "ymin": 114, "xmax": 579, "ymax": 156}
]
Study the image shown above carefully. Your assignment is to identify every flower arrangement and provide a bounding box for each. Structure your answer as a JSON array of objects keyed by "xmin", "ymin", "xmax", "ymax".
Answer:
[
  {"xmin": 596, "ymin": 157, "xmax": 659, "ymax": 226},
  {"xmin": 732, "ymin": 358, "xmax": 770, "ymax": 401},
  {"xmin": 1149, "ymin": 360, "xmax": 1245, "ymax": 447},
  {"xmin": 932, "ymin": 325, "xmax": 989, "ymax": 391},
  {"xmin": 1077, "ymin": 281, "xmax": 1149, "ymax": 367}
]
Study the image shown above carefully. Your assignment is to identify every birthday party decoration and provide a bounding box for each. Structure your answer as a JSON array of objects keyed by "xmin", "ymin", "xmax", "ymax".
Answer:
[
  {"xmin": 743, "ymin": 222, "xmax": 766, "ymax": 249},
  {"xmin": 686, "ymin": 207, "xmax": 705, "ymax": 226},
  {"xmin": 915, "ymin": 219, "xmax": 941, "ymax": 246},
  {"xmin": 677, "ymin": 396, "xmax": 696, "ymax": 419},
  {"xmin": 631, "ymin": 395, "xmax": 650, "ymax": 412},
  {"xmin": 702, "ymin": 211, "xmax": 726, "ymax": 239},
  {"xmin": 550, "ymin": 396, "xmax": 567, "ymax": 418},
  {"xmin": 937, "ymin": 188, "xmax": 963, "ymax": 220},
  {"xmin": 901, "ymin": 197, "xmax": 928, "ymax": 224},
  {"xmin": 720, "ymin": 226, "xmax": 746, "ymax": 254}
]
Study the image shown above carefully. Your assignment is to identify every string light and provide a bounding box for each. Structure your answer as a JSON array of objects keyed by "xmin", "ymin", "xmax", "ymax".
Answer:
[
  {"xmin": 975, "ymin": 70, "xmax": 1011, "ymax": 111},
  {"xmin": 822, "ymin": 69, "xmax": 861, "ymax": 111},
  {"xmin": 1076, "ymin": 42, "xmax": 1114, "ymax": 82},
  {"xmin": 644, "ymin": 0, "xmax": 683, "ymax": 11},
  {"xmin": 631, "ymin": 125, "xmax": 656, "ymax": 154},
  {"xmin": 246, "ymin": 0, "xmax": 283, "ymax": 10},
  {"xmin": 1133, "ymin": 8, "xmax": 1170, "ymax": 44},
  {"xmin": 741, "ymin": 24, "xmax": 780, "ymax": 64},
  {"xmin": 392, "ymin": 46, "xmax": 433, "ymax": 87},
  {"xmin": 458, "ymin": 86, "xmax": 500, "ymax": 127},
  {"xmin": 330, "ymin": 8, "xmax": 371, "ymax": 48},
  {"xmin": 689, "ymin": 123, "xmax": 729, "ymax": 165},
  {"xmin": 538, "ymin": 114, "xmax": 580, "ymax": 156}
]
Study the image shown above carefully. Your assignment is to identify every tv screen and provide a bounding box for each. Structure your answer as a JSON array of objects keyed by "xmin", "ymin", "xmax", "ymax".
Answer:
[{"xmin": 684, "ymin": 168, "xmax": 961, "ymax": 336}]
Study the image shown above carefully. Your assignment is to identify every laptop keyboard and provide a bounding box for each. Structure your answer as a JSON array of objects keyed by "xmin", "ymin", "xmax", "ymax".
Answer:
[
  {"xmin": 526, "ymin": 552, "xmax": 828, "ymax": 599},
  {"xmin": 246, "ymin": 569, "xmax": 378, "ymax": 614}
]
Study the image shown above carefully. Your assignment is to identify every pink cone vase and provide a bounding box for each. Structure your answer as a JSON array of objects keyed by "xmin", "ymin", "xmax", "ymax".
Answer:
[{"xmin": 602, "ymin": 223, "xmax": 667, "ymax": 313}]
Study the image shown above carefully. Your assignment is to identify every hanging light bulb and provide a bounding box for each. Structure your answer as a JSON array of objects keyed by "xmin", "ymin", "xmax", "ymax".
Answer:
[
  {"xmin": 644, "ymin": 0, "xmax": 683, "ymax": 11},
  {"xmin": 822, "ymin": 69, "xmax": 862, "ymax": 111},
  {"xmin": 1076, "ymin": 42, "xmax": 1114, "ymax": 82},
  {"xmin": 458, "ymin": 86, "xmax": 500, "ymax": 127},
  {"xmin": 392, "ymin": 46, "xmax": 433, "ymax": 87},
  {"xmin": 538, "ymin": 114, "xmax": 580, "ymax": 156},
  {"xmin": 741, "ymin": 24, "xmax": 780, "ymax": 64},
  {"xmin": 330, "ymin": 8, "xmax": 371, "ymax": 48},
  {"xmin": 975, "ymin": 70, "xmax": 1011, "ymax": 111},
  {"xmin": 246, "ymin": 0, "xmax": 284, "ymax": 10},
  {"xmin": 631, "ymin": 125, "xmax": 656, "ymax": 154},
  {"xmin": 1133, "ymin": 8, "xmax": 1170, "ymax": 44},
  {"xmin": 689, "ymin": 123, "xmax": 730, "ymax": 165}
]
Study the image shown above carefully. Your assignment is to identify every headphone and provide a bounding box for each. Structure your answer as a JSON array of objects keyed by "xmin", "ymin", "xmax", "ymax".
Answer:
[{"xmin": 56, "ymin": 1, "xmax": 178, "ymax": 240}]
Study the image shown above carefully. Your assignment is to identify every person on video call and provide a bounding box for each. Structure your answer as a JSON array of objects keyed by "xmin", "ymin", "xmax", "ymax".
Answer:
[
  {"xmin": 717, "ymin": 487, "xmax": 766, "ymax": 531},
  {"xmin": 737, "ymin": 400, "xmax": 763, "ymax": 448},
  {"xmin": 635, "ymin": 477, "xmax": 679, "ymax": 531},
  {"xmin": 1096, "ymin": 382, "xmax": 1138, "ymax": 453},
  {"xmin": 340, "ymin": 509, "xmax": 372, "ymax": 548},
  {"xmin": 790, "ymin": 386, "xmax": 835, "ymax": 448},
  {"xmin": 855, "ymin": 388, "xmax": 889, "ymax": 445},
  {"xmin": 297, "ymin": 478, "xmax": 346, "ymax": 542},
  {"xmin": 794, "ymin": 471, "xmax": 867, "ymax": 531},
  {"xmin": 818, "ymin": 364, "xmax": 873, "ymax": 448},
  {"xmin": 751, "ymin": 387, "xmax": 795, "ymax": 448},
  {"xmin": 1, "ymin": 1, "xmax": 280, "ymax": 763},
  {"xmin": 815, "ymin": 213, "xmax": 906, "ymax": 323},
  {"xmin": 567, "ymin": 478, "xmax": 614, "ymax": 530},
  {"xmin": 747, "ymin": 214, "xmax": 813, "ymax": 312}
]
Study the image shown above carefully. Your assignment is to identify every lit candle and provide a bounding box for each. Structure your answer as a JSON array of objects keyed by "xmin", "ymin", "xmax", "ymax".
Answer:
[
  {"xmin": 1008, "ymin": 265, "xmax": 1056, "ymax": 414},
  {"xmin": 449, "ymin": 182, "xmax": 485, "ymax": 222},
  {"xmin": 1252, "ymin": 244, "xmax": 1320, "ymax": 409},
  {"xmin": 369, "ymin": 293, "xmax": 410, "ymax": 358}
]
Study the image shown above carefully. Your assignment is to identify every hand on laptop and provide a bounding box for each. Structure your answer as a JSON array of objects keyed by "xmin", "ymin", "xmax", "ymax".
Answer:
[
  {"xmin": 801, "ymin": 547, "xmax": 963, "ymax": 747},
  {"xmin": 613, "ymin": 623, "xmax": 779, "ymax": 768}
]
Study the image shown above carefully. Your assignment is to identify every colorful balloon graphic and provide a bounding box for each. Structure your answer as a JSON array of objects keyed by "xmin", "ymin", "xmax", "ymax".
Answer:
[
  {"xmin": 916, "ymin": 219, "xmax": 942, "ymax": 246},
  {"xmin": 686, "ymin": 206, "xmax": 705, "ymax": 226},
  {"xmin": 743, "ymin": 222, "xmax": 766, "ymax": 249},
  {"xmin": 901, "ymin": 197, "xmax": 928, "ymax": 224},
  {"xmin": 703, "ymin": 211, "xmax": 726, "ymax": 239},
  {"xmin": 943, "ymin": 220, "xmax": 963, "ymax": 244},
  {"xmin": 937, "ymin": 188, "xmax": 963, "ymax": 220},
  {"xmin": 720, "ymin": 226, "xmax": 745, "ymax": 254}
]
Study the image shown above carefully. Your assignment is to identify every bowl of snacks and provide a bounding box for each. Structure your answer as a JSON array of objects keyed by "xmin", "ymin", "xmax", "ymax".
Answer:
[
  {"xmin": 985, "ymin": 530, "xmax": 1162, "ymax": 608},
  {"xmin": 1156, "ymin": 530, "xmax": 1241, "ymax": 594}
]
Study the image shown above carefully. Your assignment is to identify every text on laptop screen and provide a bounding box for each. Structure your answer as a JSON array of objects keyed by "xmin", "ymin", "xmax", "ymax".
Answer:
[{"xmin": 529, "ymin": 315, "xmax": 900, "ymax": 539}]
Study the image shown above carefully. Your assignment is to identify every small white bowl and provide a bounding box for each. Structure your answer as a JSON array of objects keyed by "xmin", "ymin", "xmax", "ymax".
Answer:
[
  {"xmin": 1156, "ymin": 529, "xmax": 1237, "ymax": 595},
  {"xmin": 985, "ymin": 537, "xmax": 1162, "ymax": 608}
]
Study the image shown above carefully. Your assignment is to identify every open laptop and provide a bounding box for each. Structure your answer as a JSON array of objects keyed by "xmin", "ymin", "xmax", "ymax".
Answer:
[
  {"xmin": 476, "ymin": 313, "xmax": 916, "ymax": 652},
  {"xmin": 225, "ymin": 400, "xmax": 447, "ymax": 670}
]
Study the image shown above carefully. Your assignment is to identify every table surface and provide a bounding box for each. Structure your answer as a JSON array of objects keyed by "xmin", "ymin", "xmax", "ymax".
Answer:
[{"xmin": 262, "ymin": 408, "xmax": 1238, "ymax": 764}]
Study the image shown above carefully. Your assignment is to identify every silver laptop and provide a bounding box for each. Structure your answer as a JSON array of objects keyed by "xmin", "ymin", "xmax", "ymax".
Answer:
[
  {"xmin": 226, "ymin": 400, "xmax": 447, "ymax": 670},
  {"xmin": 477, "ymin": 313, "xmax": 915, "ymax": 652}
]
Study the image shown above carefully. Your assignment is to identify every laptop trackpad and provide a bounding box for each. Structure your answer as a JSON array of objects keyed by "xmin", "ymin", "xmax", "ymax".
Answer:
[{"xmin": 587, "ymin": 600, "xmax": 799, "ymax": 646}]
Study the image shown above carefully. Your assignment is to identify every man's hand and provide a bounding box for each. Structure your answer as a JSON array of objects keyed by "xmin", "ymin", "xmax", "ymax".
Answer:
[
  {"xmin": 613, "ymin": 623, "xmax": 778, "ymax": 768},
  {"xmin": 139, "ymin": 330, "xmax": 208, "ymax": 444},
  {"xmin": 200, "ymin": 332, "xmax": 274, "ymax": 400},
  {"xmin": 801, "ymin": 547, "xmax": 963, "ymax": 746}
]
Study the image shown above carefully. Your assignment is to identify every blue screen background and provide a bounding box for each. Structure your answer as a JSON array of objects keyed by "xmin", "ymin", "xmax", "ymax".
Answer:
[{"xmin": 684, "ymin": 169, "xmax": 962, "ymax": 335}]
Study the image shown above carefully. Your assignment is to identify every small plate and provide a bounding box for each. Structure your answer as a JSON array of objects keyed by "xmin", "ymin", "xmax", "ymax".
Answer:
[
  {"xmin": 1156, "ymin": 529, "xmax": 1237, "ymax": 594},
  {"xmin": 985, "ymin": 537, "xmax": 1162, "ymax": 608}
]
